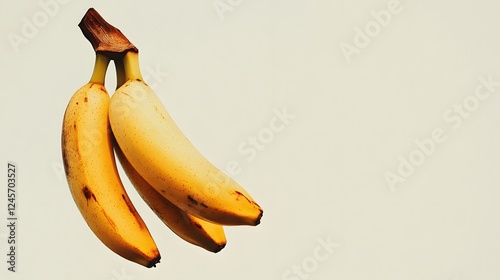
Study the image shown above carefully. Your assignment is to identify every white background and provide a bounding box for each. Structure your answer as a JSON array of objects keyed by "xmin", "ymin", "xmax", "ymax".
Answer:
[{"xmin": 1, "ymin": 0, "xmax": 500, "ymax": 279}]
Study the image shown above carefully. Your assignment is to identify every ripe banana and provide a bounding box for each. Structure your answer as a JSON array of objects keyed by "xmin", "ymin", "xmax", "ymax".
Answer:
[
  {"xmin": 109, "ymin": 50, "xmax": 263, "ymax": 226},
  {"xmin": 115, "ymin": 145, "xmax": 227, "ymax": 253},
  {"xmin": 61, "ymin": 53, "xmax": 160, "ymax": 268},
  {"xmin": 113, "ymin": 61, "xmax": 227, "ymax": 253}
]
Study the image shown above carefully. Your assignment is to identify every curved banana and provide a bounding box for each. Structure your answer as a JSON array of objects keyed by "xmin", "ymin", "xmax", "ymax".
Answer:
[
  {"xmin": 115, "ymin": 144, "xmax": 227, "ymax": 253},
  {"xmin": 113, "ymin": 61, "xmax": 226, "ymax": 253},
  {"xmin": 109, "ymin": 51, "xmax": 263, "ymax": 226},
  {"xmin": 61, "ymin": 53, "xmax": 160, "ymax": 268}
]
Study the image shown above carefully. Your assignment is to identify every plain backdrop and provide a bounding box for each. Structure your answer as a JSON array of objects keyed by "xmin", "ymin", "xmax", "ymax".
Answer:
[{"xmin": 1, "ymin": 0, "xmax": 500, "ymax": 279}]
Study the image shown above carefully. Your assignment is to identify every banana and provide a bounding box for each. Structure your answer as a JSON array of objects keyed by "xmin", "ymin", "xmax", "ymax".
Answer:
[
  {"xmin": 61, "ymin": 53, "xmax": 160, "ymax": 268},
  {"xmin": 108, "ymin": 50, "xmax": 263, "ymax": 226},
  {"xmin": 115, "ymin": 144, "xmax": 227, "ymax": 253},
  {"xmin": 113, "ymin": 60, "xmax": 227, "ymax": 253}
]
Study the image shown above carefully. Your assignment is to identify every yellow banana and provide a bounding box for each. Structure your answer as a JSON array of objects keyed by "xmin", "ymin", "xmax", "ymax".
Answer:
[
  {"xmin": 61, "ymin": 53, "xmax": 160, "ymax": 268},
  {"xmin": 115, "ymin": 144, "xmax": 227, "ymax": 252},
  {"xmin": 113, "ymin": 61, "xmax": 226, "ymax": 253},
  {"xmin": 109, "ymin": 50, "xmax": 263, "ymax": 226}
]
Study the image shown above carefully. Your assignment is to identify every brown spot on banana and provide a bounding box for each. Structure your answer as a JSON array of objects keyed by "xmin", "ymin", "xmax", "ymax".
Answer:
[
  {"xmin": 83, "ymin": 187, "xmax": 91, "ymax": 200},
  {"xmin": 84, "ymin": 97, "xmax": 88, "ymax": 103},
  {"xmin": 61, "ymin": 151, "xmax": 70, "ymax": 176},
  {"xmin": 193, "ymin": 221, "xmax": 202, "ymax": 229},
  {"xmin": 187, "ymin": 196, "xmax": 209, "ymax": 212},
  {"xmin": 233, "ymin": 191, "xmax": 261, "ymax": 208},
  {"xmin": 61, "ymin": 134, "xmax": 70, "ymax": 176},
  {"xmin": 82, "ymin": 186, "xmax": 98, "ymax": 205},
  {"xmin": 101, "ymin": 209, "xmax": 117, "ymax": 230},
  {"xmin": 233, "ymin": 191, "xmax": 251, "ymax": 203},
  {"xmin": 187, "ymin": 195, "xmax": 198, "ymax": 205},
  {"xmin": 121, "ymin": 194, "xmax": 145, "ymax": 230}
]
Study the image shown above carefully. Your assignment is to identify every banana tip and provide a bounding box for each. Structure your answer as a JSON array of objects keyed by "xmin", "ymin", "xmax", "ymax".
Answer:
[
  {"xmin": 254, "ymin": 209, "xmax": 263, "ymax": 226},
  {"xmin": 212, "ymin": 242, "xmax": 226, "ymax": 253},
  {"xmin": 146, "ymin": 256, "xmax": 161, "ymax": 268}
]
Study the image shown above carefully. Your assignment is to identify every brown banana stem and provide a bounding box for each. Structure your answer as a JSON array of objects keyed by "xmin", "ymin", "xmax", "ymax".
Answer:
[{"xmin": 78, "ymin": 8, "xmax": 138, "ymax": 59}]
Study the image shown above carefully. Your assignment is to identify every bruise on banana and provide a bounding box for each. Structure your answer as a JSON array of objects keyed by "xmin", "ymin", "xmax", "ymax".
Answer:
[
  {"xmin": 87, "ymin": 84, "xmax": 106, "ymax": 93},
  {"xmin": 232, "ymin": 190, "xmax": 262, "ymax": 208},
  {"xmin": 121, "ymin": 194, "xmax": 146, "ymax": 230},
  {"xmin": 232, "ymin": 190, "xmax": 251, "ymax": 203},
  {"xmin": 82, "ymin": 186, "xmax": 98, "ymax": 204},
  {"xmin": 101, "ymin": 209, "xmax": 117, "ymax": 230},
  {"xmin": 81, "ymin": 186, "xmax": 143, "ymax": 230},
  {"xmin": 81, "ymin": 187, "xmax": 118, "ymax": 229},
  {"xmin": 61, "ymin": 136, "xmax": 70, "ymax": 176},
  {"xmin": 192, "ymin": 221, "xmax": 203, "ymax": 229},
  {"xmin": 187, "ymin": 195, "xmax": 208, "ymax": 208},
  {"xmin": 62, "ymin": 154, "xmax": 70, "ymax": 176}
]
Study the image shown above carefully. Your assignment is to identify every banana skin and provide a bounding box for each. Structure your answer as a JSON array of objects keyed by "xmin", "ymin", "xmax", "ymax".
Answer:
[
  {"xmin": 61, "ymin": 53, "xmax": 160, "ymax": 268},
  {"xmin": 109, "ymin": 51, "xmax": 263, "ymax": 226},
  {"xmin": 115, "ymin": 144, "xmax": 227, "ymax": 253}
]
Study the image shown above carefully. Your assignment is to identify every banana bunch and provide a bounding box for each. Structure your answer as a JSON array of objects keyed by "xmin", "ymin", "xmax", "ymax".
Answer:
[{"xmin": 61, "ymin": 8, "xmax": 263, "ymax": 268}]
